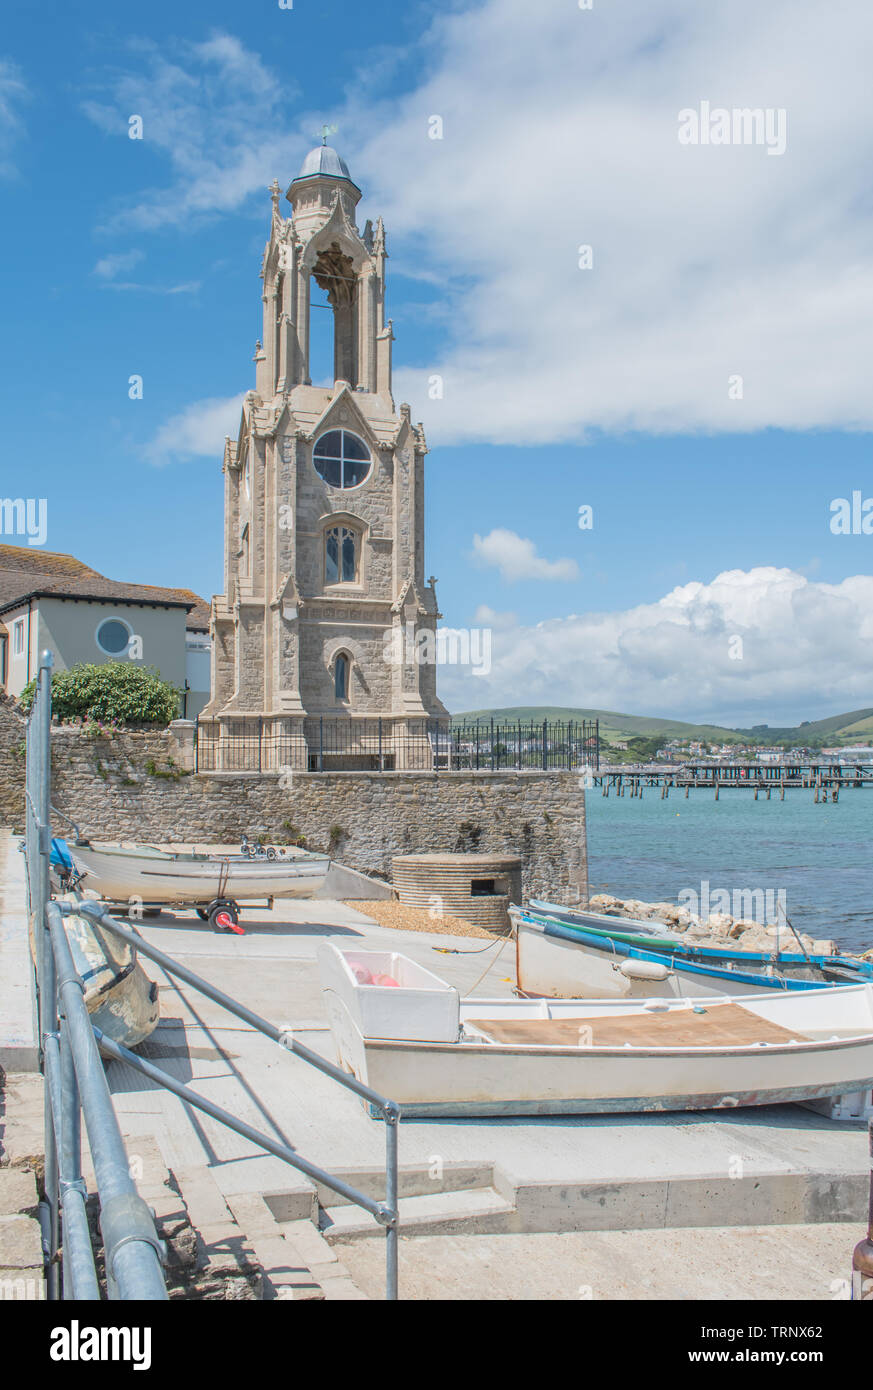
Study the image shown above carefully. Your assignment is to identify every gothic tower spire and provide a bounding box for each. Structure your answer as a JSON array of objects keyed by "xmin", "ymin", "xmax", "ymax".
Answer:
[{"xmin": 202, "ymin": 142, "xmax": 446, "ymax": 768}]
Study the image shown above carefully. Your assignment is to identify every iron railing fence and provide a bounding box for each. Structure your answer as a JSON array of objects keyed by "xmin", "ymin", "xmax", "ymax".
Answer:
[
  {"xmin": 194, "ymin": 716, "xmax": 600, "ymax": 775},
  {"xmin": 24, "ymin": 648, "xmax": 401, "ymax": 1300},
  {"xmin": 450, "ymin": 718, "xmax": 599, "ymax": 773}
]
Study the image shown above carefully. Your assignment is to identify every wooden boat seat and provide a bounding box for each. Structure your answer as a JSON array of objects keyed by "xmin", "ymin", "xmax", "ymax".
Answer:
[{"xmin": 466, "ymin": 1002, "xmax": 812, "ymax": 1049}]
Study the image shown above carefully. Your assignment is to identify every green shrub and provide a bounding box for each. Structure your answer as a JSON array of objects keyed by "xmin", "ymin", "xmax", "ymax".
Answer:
[{"xmin": 19, "ymin": 662, "xmax": 180, "ymax": 727}]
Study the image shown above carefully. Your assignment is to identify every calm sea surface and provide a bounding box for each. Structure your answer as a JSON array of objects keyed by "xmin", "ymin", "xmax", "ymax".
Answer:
[{"xmin": 585, "ymin": 786, "xmax": 873, "ymax": 953}]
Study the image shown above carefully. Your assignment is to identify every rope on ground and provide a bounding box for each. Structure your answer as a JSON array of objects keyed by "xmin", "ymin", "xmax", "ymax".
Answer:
[
  {"xmin": 432, "ymin": 933, "xmax": 508, "ymax": 957},
  {"xmin": 465, "ymin": 933, "xmax": 513, "ymax": 994}
]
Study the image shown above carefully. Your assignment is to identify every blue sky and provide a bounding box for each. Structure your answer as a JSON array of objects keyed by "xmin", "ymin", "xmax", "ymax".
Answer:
[{"xmin": 2, "ymin": 0, "xmax": 873, "ymax": 724}]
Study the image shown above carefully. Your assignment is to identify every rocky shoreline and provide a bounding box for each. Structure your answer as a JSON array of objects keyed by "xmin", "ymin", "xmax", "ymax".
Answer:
[{"xmin": 584, "ymin": 893, "xmax": 847, "ymax": 958}]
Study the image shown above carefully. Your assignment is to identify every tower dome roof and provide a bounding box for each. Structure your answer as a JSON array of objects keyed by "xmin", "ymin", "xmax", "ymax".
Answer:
[{"xmin": 295, "ymin": 144, "xmax": 354, "ymax": 182}]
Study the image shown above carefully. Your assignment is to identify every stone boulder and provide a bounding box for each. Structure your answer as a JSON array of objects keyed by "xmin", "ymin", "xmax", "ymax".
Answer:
[
  {"xmin": 704, "ymin": 912, "xmax": 735, "ymax": 937},
  {"xmin": 588, "ymin": 894, "xmax": 624, "ymax": 916}
]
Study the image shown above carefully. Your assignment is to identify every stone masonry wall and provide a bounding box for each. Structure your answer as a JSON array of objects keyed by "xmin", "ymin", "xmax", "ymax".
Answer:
[
  {"xmin": 0, "ymin": 694, "xmax": 26, "ymax": 822},
  {"xmin": 0, "ymin": 701, "xmax": 586, "ymax": 899}
]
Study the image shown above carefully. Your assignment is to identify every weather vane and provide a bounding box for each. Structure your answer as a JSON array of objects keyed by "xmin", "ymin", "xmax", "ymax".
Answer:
[{"xmin": 317, "ymin": 123, "xmax": 338, "ymax": 145}]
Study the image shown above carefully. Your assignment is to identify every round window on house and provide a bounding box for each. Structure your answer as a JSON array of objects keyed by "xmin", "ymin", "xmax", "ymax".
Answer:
[
  {"xmin": 313, "ymin": 429, "xmax": 371, "ymax": 489},
  {"xmin": 95, "ymin": 617, "xmax": 132, "ymax": 656}
]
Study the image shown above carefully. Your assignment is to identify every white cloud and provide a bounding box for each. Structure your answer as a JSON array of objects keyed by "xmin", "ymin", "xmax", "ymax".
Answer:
[
  {"xmin": 438, "ymin": 566, "xmax": 873, "ymax": 725},
  {"xmin": 0, "ymin": 59, "xmax": 29, "ymax": 177},
  {"xmin": 351, "ymin": 0, "xmax": 873, "ymax": 442},
  {"xmin": 91, "ymin": 249, "xmax": 197, "ymax": 292},
  {"xmin": 84, "ymin": 6, "xmax": 873, "ymax": 449},
  {"xmin": 81, "ymin": 34, "xmax": 304, "ymax": 231},
  {"xmin": 143, "ymin": 393, "xmax": 246, "ymax": 467},
  {"xmin": 472, "ymin": 529, "xmax": 580, "ymax": 582},
  {"xmin": 101, "ymin": 279, "xmax": 202, "ymax": 295},
  {"xmin": 76, "ymin": 7, "xmax": 873, "ymax": 440},
  {"xmin": 94, "ymin": 250, "xmax": 145, "ymax": 279},
  {"xmin": 473, "ymin": 604, "xmax": 518, "ymax": 630}
]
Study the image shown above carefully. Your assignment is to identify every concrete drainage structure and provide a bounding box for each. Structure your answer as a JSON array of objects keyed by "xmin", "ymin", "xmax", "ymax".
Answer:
[{"xmin": 391, "ymin": 853, "xmax": 522, "ymax": 932}]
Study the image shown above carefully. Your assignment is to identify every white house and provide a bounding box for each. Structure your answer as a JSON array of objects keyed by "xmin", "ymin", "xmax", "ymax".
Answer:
[{"xmin": 0, "ymin": 544, "xmax": 212, "ymax": 718}]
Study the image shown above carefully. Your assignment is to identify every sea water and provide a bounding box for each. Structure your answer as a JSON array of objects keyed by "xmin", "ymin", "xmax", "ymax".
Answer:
[{"xmin": 586, "ymin": 787, "xmax": 873, "ymax": 953}]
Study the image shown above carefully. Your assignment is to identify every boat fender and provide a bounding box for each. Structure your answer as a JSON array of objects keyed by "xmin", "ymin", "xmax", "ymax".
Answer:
[{"xmin": 619, "ymin": 959, "xmax": 672, "ymax": 982}]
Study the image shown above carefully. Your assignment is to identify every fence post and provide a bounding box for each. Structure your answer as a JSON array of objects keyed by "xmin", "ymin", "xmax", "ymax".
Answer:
[
  {"xmin": 319, "ymin": 716, "xmax": 324, "ymax": 772},
  {"xmin": 257, "ymin": 716, "xmax": 263, "ymax": 773},
  {"xmin": 378, "ymin": 716, "xmax": 383, "ymax": 770}
]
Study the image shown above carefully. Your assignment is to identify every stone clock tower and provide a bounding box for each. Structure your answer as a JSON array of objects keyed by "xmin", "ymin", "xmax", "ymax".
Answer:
[{"xmin": 201, "ymin": 142, "xmax": 448, "ymax": 768}]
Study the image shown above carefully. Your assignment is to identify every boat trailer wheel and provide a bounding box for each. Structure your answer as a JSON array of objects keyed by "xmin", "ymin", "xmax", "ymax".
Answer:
[{"xmin": 205, "ymin": 899, "xmax": 241, "ymax": 933}]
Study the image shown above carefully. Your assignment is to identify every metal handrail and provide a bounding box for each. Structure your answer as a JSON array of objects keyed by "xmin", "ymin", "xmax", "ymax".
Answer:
[
  {"xmin": 23, "ymin": 647, "xmax": 400, "ymax": 1300},
  {"xmin": 25, "ymin": 651, "xmax": 167, "ymax": 1300},
  {"xmin": 45, "ymin": 901, "xmax": 168, "ymax": 1300},
  {"xmin": 76, "ymin": 899, "xmax": 401, "ymax": 1299}
]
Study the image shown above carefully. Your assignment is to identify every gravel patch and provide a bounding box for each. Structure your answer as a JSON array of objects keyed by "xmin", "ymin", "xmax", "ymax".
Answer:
[{"xmin": 343, "ymin": 900, "xmax": 506, "ymax": 941}]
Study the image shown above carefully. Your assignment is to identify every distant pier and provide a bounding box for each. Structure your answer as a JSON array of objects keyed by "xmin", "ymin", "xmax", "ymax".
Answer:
[{"xmin": 594, "ymin": 761, "xmax": 873, "ymax": 800}]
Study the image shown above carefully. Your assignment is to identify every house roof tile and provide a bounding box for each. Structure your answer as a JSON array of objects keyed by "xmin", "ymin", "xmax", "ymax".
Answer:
[{"xmin": 0, "ymin": 545, "xmax": 211, "ymax": 631}]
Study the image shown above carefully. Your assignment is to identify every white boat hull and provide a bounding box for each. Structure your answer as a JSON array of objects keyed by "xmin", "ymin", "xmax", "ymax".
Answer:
[
  {"xmin": 318, "ymin": 945, "xmax": 873, "ymax": 1118},
  {"xmin": 60, "ymin": 910, "xmax": 159, "ymax": 1050},
  {"xmin": 70, "ymin": 842, "xmax": 330, "ymax": 904},
  {"xmin": 515, "ymin": 916, "xmax": 777, "ymax": 1000}
]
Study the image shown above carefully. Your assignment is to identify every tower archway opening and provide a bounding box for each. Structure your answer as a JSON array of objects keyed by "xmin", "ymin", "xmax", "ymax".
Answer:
[{"xmin": 311, "ymin": 244, "xmax": 358, "ymax": 386}]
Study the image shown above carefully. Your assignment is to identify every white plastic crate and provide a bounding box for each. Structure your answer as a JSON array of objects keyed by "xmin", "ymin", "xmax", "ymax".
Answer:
[{"xmin": 317, "ymin": 944, "xmax": 460, "ymax": 1042}]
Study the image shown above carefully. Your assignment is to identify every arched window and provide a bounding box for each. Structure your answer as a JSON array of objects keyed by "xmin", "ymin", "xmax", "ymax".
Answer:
[
  {"xmin": 325, "ymin": 525, "xmax": 358, "ymax": 585},
  {"xmin": 334, "ymin": 652, "xmax": 350, "ymax": 701},
  {"xmin": 313, "ymin": 429, "xmax": 371, "ymax": 489}
]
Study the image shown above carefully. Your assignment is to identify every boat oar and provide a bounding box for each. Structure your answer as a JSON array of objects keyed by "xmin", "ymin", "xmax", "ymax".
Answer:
[
  {"xmin": 777, "ymin": 905, "xmax": 814, "ymax": 967},
  {"xmin": 50, "ymin": 803, "xmax": 84, "ymax": 843}
]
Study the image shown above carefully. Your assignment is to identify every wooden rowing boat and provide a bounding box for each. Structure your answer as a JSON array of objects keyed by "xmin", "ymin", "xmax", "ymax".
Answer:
[
  {"xmin": 317, "ymin": 943, "xmax": 873, "ymax": 1118},
  {"xmin": 512, "ymin": 905, "xmax": 873, "ymax": 998},
  {"xmin": 69, "ymin": 841, "xmax": 330, "ymax": 904},
  {"xmin": 32, "ymin": 906, "xmax": 160, "ymax": 1051}
]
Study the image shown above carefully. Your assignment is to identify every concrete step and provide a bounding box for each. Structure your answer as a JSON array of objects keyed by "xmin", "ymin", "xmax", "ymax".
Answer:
[
  {"xmin": 322, "ymin": 1186, "xmax": 516, "ymax": 1243},
  {"xmin": 0, "ymin": 1168, "xmax": 38, "ymax": 1216},
  {"xmin": 504, "ymin": 1168, "xmax": 870, "ymax": 1234}
]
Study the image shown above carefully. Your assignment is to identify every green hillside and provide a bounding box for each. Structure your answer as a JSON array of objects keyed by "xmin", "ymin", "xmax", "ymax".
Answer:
[{"xmin": 453, "ymin": 705, "xmax": 873, "ymax": 746}]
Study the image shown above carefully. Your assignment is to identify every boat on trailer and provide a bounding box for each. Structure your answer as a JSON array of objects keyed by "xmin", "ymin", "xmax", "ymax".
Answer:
[
  {"xmin": 512, "ymin": 901, "xmax": 873, "ymax": 999},
  {"xmin": 317, "ymin": 944, "xmax": 873, "ymax": 1119},
  {"xmin": 68, "ymin": 841, "xmax": 331, "ymax": 929}
]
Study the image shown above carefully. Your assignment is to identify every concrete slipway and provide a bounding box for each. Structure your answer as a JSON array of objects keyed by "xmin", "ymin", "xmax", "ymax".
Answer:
[{"xmin": 0, "ymin": 831, "xmax": 867, "ymax": 1299}]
